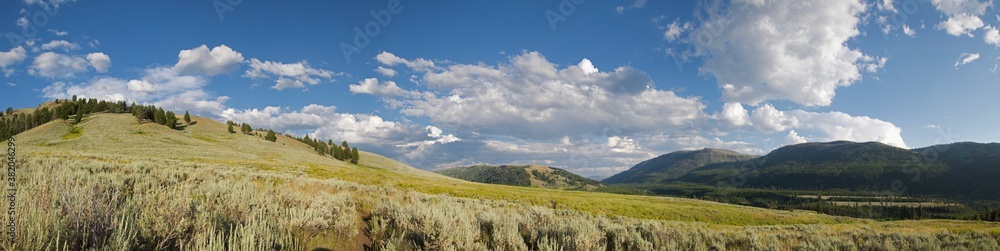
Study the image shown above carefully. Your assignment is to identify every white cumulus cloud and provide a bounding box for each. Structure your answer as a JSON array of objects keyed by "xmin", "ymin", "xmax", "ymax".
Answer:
[
  {"xmin": 903, "ymin": 24, "xmax": 917, "ymax": 37},
  {"xmin": 984, "ymin": 26, "xmax": 1000, "ymax": 47},
  {"xmin": 578, "ymin": 58, "xmax": 599, "ymax": 75},
  {"xmin": 785, "ymin": 130, "xmax": 808, "ymax": 145},
  {"xmin": 741, "ymin": 104, "xmax": 906, "ymax": 148},
  {"xmin": 374, "ymin": 66, "xmax": 397, "ymax": 77},
  {"xmin": 380, "ymin": 51, "xmax": 704, "ymax": 139},
  {"xmin": 126, "ymin": 79, "xmax": 155, "ymax": 93},
  {"xmin": 173, "ymin": 44, "xmax": 244, "ymax": 76},
  {"xmin": 49, "ymin": 29, "xmax": 68, "ymax": 36},
  {"xmin": 878, "ymin": 0, "xmax": 897, "ymax": 12},
  {"xmin": 955, "ymin": 53, "xmax": 980, "ymax": 68},
  {"xmin": 663, "ymin": 20, "xmax": 690, "ymax": 42},
  {"xmin": 349, "ymin": 78, "xmax": 407, "ymax": 96},
  {"xmin": 931, "ymin": 0, "xmax": 992, "ymax": 37},
  {"xmin": 243, "ymin": 58, "xmax": 336, "ymax": 90},
  {"xmin": 86, "ymin": 52, "xmax": 111, "ymax": 73},
  {"xmin": 0, "ymin": 46, "xmax": 28, "ymax": 76},
  {"xmin": 375, "ymin": 51, "xmax": 436, "ymax": 71},
  {"xmin": 221, "ymin": 104, "xmax": 419, "ymax": 146},
  {"xmin": 938, "ymin": 13, "xmax": 986, "ymax": 36},
  {"xmin": 607, "ymin": 136, "xmax": 639, "ymax": 153},
  {"xmin": 691, "ymin": 0, "xmax": 871, "ymax": 106},
  {"xmin": 41, "ymin": 67, "xmax": 228, "ymax": 115},
  {"xmin": 40, "ymin": 40, "xmax": 80, "ymax": 51},
  {"xmin": 718, "ymin": 102, "xmax": 750, "ymax": 127},
  {"xmin": 29, "ymin": 52, "xmax": 90, "ymax": 78},
  {"xmin": 749, "ymin": 104, "xmax": 799, "ymax": 133}
]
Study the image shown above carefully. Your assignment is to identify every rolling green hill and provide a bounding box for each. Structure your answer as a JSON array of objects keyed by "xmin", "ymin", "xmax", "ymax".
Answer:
[
  {"xmin": 676, "ymin": 141, "xmax": 1000, "ymax": 200},
  {"xmin": 914, "ymin": 142, "xmax": 1000, "ymax": 199},
  {"xmin": 677, "ymin": 141, "xmax": 951, "ymax": 191},
  {"xmin": 9, "ymin": 113, "xmax": 848, "ymax": 225},
  {"xmin": 603, "ymin": 141, "xmax": 1000, "ymax": 221},
  {"xmin": 603, "ymin": 148, "xmax": 757, "ymax": 184},
  {"xmin": 5, "ymin": 107, "xmax": 1000, "ymax": 250},
  {"xmin": 609, "ymin": 141, "xmax": 1000, "ymax": 201},
  {"xmin": 436, "ymin": 164, "xmax": 603, "ymax": 190}
]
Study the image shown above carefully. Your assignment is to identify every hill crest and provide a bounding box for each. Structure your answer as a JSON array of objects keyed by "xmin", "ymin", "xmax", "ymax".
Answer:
[{"xmin": 603, "ymin": 148, "xmax": 757, "ymax": 184}]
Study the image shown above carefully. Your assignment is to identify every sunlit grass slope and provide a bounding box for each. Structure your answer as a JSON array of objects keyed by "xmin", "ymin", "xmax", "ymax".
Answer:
[
  {"xmin": 18, "ymin": 113, "xmax": 846, "ymax": 225},
  {"xmin": 4, "ymin": 113, "xmax": 999, "ymax": 250}
]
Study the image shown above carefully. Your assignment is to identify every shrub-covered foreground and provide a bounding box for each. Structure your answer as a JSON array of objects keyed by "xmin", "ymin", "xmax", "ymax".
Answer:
[{"xmin": 4, "ymin": 155, "xmax": 1000, "ymax": 250}]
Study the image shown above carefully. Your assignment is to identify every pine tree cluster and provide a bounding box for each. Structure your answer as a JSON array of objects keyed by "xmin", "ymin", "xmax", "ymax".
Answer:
[
  {"xmin": 286, "ymin": 135, "xmax": 361, "ymax": 164},
  {"xmin": 130, "ymin": 104, "xmax": 185, "ymax": 129},
  {"xmin": 2, "ymin": 98, "xmax": 131, "ymax": 139}
]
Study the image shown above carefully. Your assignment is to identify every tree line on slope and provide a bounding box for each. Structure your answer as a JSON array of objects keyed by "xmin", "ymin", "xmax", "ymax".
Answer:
[
  {"xmin": 130, "ymin": 103, "xmax": 188, "ymax": 129},
  {"xmin": 437, "ymin": 165, "xmax": 532, "ymax": 187},
  {"xmin": 222, "ymin": 120, "xmax": 361, "ymax": 165},
  {"xmin": 1, "ymin": 96, "xmax": 189, "ymax": 140},
  {"xmin": 2, "ymin": 97, "xmax": 363, "ymax": 167},
  {"xmin": 287, "ymin": 134, "xmax": 361, "ymax": 164}
]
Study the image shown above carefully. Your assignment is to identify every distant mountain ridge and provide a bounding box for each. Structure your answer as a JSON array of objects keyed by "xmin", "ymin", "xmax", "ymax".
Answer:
[
  {"xmin": 609, "ymin": 141, "xmax": 1000, "ymax": 200},
  {"xmin": 603, "ymin": 148, "xmax": 757, "ymax": 184},
  {"xmin": 676, "ymin": 141, "xmax": 949, "ymax": 190},
  {"xmin": 911, "ymin": 142, "xmax": 1000, "ymax": 199},
  {"xmin": 435, "ymin": 164, "xmax": 603, "ymax": 190}
]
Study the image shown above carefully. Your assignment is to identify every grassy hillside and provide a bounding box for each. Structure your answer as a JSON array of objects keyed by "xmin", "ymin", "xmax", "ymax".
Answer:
[
  {"xmin": 603, "ymin": 148, "xmax": 757, "ymax": 184},
  {"xmin": 677, "ymin": 141, "xmax": 950, "ymax": 191},
  {"xmin": 3, "ymin": 112, "xmax": 1000, "ymax": 250},
  {"xmin": 436, "ymin": 164, "xmax": 602, "ymax": 190},
  {"xmin": 915, "ymin": 142, "xmax": 1000, "ymax": 199},
  {"xmin": 607, "ymin": 141, "xmax": 1000, "ymax": 221}
]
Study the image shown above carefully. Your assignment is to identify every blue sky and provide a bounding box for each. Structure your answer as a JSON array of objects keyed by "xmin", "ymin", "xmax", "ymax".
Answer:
[{"xmin": 2, "ymin": 0, "xmax": 999, "ymax": 177}]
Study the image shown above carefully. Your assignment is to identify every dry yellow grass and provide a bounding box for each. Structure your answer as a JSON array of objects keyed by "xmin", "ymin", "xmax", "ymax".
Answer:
[
  {"xmin": 3, "ymin": 113, "xmax": 999, "ymax": 250},
  {"xmin": 16, "ymin": 114, "xmax": 852, "ymax": 225}
]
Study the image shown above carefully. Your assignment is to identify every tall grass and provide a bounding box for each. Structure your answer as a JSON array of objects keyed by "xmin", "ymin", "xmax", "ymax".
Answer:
[
  {"xmin": 2, "ymin": 155, "xmax": 358, "ymax": 250},
  {"xmin": 363, "ymin": 191, "xmax": 1000, "ymax": 251},
  {"xmin": 3, "ymin": 154, "xmax": 999, "ymax": 250}
]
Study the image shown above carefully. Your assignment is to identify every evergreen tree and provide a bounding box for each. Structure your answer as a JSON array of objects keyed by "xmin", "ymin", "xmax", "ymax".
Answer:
[
  {"xmin": 146, "ymin": 107, "xmax": 156, "ymax": 123},
  {"xmin": 183, "ymin": 111, "xmax": 191, "ymax": 124},
  {"xmin": 74, "ymin": 112, "xmax": 82, "ymax": 124},
  {"xmin": 80, "ymin": 99, "xmax": 90, "ymax": 114},
  {"xmin": 240, "ymin": 123, "xmax": 252, "ymax": 134},
  {"xmin": 72, "ymin": 95, "xmax": 77, "ymax": 102},
  {"xmin": 342, "ymin": 141, "xmax": 349, "ymax": 151},
  {"xmin": 133, "ymin": 106, "xmax": 145, "ymax": 123},
  {"xmin": 165, "ymin": 111, "xmax": 177, "ymax": 129},
  {"xmin": 351, "ymin": 147, "xmax": 360, "ymax": 164},
  {"xmin": 155, "ymin": 108, "xmax": 166, "ymax": 125},
  {"xmin": 317, "ymin": 143, "xmax": 327, "ymax": 156},
  {"xmin": 228, "ymin": 123, "xmax": 236, "ymax": 133},
  {"xmin": 58, "ymin": 108, "xmax": 69, "ymax": 120},
  {"xmin": 4, "ymin": 107, "xmax": 12, "ymax": 115},
  {"xmin": 339, "ymin": 145, "xmax": 347, "ymax": 161},
  {"xmin": 265, "ymin": 130, "xmax": 277, "ymax": 142},
  {"xmin": 333, "ymin": 145, "xmax": 342, "ymax": 160}
]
